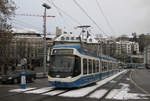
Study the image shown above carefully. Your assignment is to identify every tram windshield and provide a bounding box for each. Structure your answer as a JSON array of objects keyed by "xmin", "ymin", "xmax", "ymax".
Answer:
[{"xmin": 49, "ymin": 55, "xmax": 81, "ymax": 78}]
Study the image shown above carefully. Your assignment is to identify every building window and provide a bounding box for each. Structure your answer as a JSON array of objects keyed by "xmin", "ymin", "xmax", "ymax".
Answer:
[
  {"xmin": 89, "ymin": 39, "xmax": 92, "ymax": 42},
  {"xmin": 66, "ymin": 37, "xmax": 69, "ymax": 40},
  {"xmin": 76, "ymin": 37, "xmax": 80, "ymax": 40},
  {"xmin": 61, "ymin": 37, "xmax": 65, "ymax": 40},
  {"xmin": 71, "ymin": 37, "xmax": 74, "ymax": 40}
]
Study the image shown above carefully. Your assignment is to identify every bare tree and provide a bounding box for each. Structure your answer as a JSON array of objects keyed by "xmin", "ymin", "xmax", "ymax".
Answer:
[{"xmin": 0, "ymin": 0, "xmax": 16, "ymax": 66}]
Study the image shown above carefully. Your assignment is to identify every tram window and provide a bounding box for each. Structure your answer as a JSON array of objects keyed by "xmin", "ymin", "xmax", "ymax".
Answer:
[
  {"xmin": 88, "ymin": 59, "xmax": 92, "ymax": 74},
  {"xmin": 96, "ymin": 60, "xmax": 99, "ymax": 72},
  {"xmin": 104, "ymin": 62, "xmax": 107, "ymax": 71},
  {"xmin": 102, "ymin": 61, "xmax": 104, "ymax": 72},
  {"xmin": 73, "ymin": 56, "xmax": 81, "ymax": 77},
  {"xmin": 112, "ymin": 63, "xmax": 114, "ymax": 69},
  {"xmin": 83, "ymin": 59, "xmax": 87, "ymax": 75},
  {"xmin": 108, "ymin": 63, "xmax": 111, "ymax": 70},
  {"xmin": 110, "ymin": 63, "xmax": 112, "ymax": 70},
  {"xmin": 93, "ymin": 60, "xmax": 96, "ymax": 73}
]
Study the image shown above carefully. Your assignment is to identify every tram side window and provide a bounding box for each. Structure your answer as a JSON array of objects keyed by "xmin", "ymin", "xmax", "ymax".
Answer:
[
  {"xmin": 102, "ymin": 61, "xmax": 104, "ymax": 72},
  {"xmin": 112, "ymin": 63, "xmax": 114, "ymax": 69},
  {"xmin": 83, "ymin": 59, "xmax": 87, "ymax": 75},
  {"xmin": 104, "ymin": 62, "xmax": 107, "ymax": 71},
  {"xmin": 108, "ymin": 63, "xmax": 111, "ymax": 70},
  {"xmin": 96, "ymin": 60, "xmax": 99, "ymax": 72},
  {"xmin": 110, "ymin": 63, "xmax": 112, "ymax": 70},
  {"xmin": 73, "ymin": 56, "xmax": 81, "ymax": 77},
  {"xmin": 88, "ymin": 59, "xmax": 92, "ymax": 74},
  {"xmin": 93, "ymin": 60, "xmax": 96, "ymax": 73}
]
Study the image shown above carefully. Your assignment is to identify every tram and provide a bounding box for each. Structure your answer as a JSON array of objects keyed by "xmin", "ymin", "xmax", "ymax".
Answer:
[{"xmin": 48, "ymin": 44, "xmax": 120, "ymax": 88}]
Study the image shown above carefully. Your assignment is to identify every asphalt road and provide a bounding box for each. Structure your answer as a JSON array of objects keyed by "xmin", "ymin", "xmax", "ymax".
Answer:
[
  {"xmin": 0, "ymin": 69, "xmax": 150, "ymax": 101},
  {"xmin": 131, "ymin": 68, "xmax": 150, "ymax": 94}
]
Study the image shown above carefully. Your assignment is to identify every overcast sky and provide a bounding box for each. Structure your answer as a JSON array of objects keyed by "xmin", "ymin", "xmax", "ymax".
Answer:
[{"xmin": 13, "ymin": 0, "xmax": 150, "ymax": 37}]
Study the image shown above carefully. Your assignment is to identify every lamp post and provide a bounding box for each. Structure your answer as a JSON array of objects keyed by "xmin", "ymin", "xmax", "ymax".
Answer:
[{"xmin": 42, "ymin": 3, "xmax": 51, "ymax": 77}]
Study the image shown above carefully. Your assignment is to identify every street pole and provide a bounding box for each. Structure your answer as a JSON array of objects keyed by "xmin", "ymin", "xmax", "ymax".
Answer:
[
  {"xmin": 42, "ymin": 3, "xmax": 51, "ymax": 77},
  {"xmin": 43, "ymin": 7, "xmax": 47, "ymax": 77}
]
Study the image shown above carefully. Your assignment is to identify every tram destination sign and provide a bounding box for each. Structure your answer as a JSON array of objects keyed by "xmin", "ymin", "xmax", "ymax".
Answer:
[{"xmin": 53, "ymin": 49, "xmax": 73, "ymax": 54}]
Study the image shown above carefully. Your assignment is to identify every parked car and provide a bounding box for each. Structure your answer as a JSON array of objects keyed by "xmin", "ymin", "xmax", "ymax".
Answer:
[{"xmin": 0, "ymin": 69, "xmax": 36, "ymax": 84}]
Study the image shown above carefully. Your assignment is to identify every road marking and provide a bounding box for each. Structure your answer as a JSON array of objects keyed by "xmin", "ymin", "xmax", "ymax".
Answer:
[
  {"xmin": 24, "ymin": 87, "xmax": 54, "ymax": 94},
  {"xmin": 43, "ymin": 90, "xmax": 66, "ymax": 96},
  {"xmin": 9, "ymin": 88, "xmax": 36, "ymax": 92},
  {"xmin": 88, "ymin": 89, "xmax": 108, "ymax": 99}
]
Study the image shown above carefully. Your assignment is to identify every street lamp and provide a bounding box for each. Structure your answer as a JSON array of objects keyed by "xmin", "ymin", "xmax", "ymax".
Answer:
[{"xmin": 42, "ymin": 3, "xmax": 51, "ymax": 77}]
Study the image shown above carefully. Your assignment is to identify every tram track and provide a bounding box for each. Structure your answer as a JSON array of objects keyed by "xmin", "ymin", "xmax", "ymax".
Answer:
[{"xmin": 97, "ymin": 70, "xmax": 129, "ymax": 101}]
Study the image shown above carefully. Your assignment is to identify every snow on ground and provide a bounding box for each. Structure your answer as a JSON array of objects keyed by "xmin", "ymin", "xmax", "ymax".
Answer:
[
  {"xmin": 89, "ymin": 89, "xmax": 108, "ymax": 99},
  {"xmin": 43, "ymin": 90, "xmax": 66, "ymax": 96},
  {"xmin": 106, "ymin": 83, "xmax": 150, "ymax": 100},
  {"xmin": 60, "ymin": 70, "xmax": 127, "ymax": 97},
  {"xmin": 24, "ymin": 87, "xmax": 54, "ymax": 94},
  {"xmin": 9, "ymin": 88, "xmax": 36, "ymax": 92},
  {"xmin": 126, "ymin": 78, "xmax": 130, "ymax": 81},
  {"xmin": 109, "ymin": 80, "xmax": 117, "ymax": 83}
]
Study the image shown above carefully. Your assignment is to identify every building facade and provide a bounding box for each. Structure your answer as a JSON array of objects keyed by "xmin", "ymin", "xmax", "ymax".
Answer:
[{"xmin": 144, "ymin": 44, "xmax": 150, "ymax": 66}]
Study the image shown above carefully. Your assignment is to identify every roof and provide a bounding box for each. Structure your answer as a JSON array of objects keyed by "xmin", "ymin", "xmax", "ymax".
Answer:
[
  {"xmin": 54, "ymin": 32, "xmax": 99, "ymax": 43},
  {"xmin": 12, "ymin": 28, "xmax": 39, "ymax": 34},
  {"xmin": 52, "ymin": 44, "xmax": 117, "ymax": 62}
]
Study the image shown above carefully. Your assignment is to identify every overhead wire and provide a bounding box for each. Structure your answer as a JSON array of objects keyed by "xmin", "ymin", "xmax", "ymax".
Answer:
[
  {"xmin": 96, "ymin": 0, "xmax": 115, "ymax": 35},
  {"xmin": 47, "ymin": 0, "xmax": 81, "ymax": 26},
  {"xmin": 12, "ymin": 18, "xmax": 42, "ymax": 32},
  {"xmin": 47, "ymin": 0, "xmax": 77, "ymax": 31},
  {"xmin": 72, "ymin": 0, "xmax": 109, "ymax": 37}
]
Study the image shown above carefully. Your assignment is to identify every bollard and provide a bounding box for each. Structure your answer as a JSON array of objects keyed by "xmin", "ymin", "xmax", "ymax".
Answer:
[{"xmin": 21, "ymin": 72, "xmax": 26, "ymax": 89}]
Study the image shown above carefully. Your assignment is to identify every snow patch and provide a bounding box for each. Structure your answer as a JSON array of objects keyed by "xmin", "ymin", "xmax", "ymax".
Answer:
[
  {"xmin": 109, "ymin": 80, "xmax": 117, "ymax": 83},
  {"xmin": 9, "ymin": 88, "xmax": 36, "ymax": 92},
  {"xmin": 89, "ymin": 89, "xmax": 108, "ymax": 99},
  {"xmin": 43, "ymin": 90, "xmax": 65, "ymax": 96},
  {"xmin": 106, "ymin": 83, "xmax": 150, "ymax": 100},
  {"xmin": 126, "ymin": 78, "xmax": 130, "ymax": 81},
  {"xmin": 60, "ymin": 70, "xmax": 127, "ymax": 97},
  {"xmin": 24, "ymin": 87, "xmax": 54, "ymax": 94}
]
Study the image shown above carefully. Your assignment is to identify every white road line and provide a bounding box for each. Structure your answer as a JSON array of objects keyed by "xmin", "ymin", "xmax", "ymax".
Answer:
[
  {"xmin": 89, "ymin": 89, "xmax": 108, "ymax": 99},
  {"xmin": 43, "ymin": 90, "xmax": 66, "ymax": 96},
  {"xmin": 24, "ymin": 87, "xmax": 54, "ymax": 94},
  {"xmin": 9, "ymin": 88, "xmax": 36, "ymax": 92},
  {"xmin": 60, "ymin": 70, "xmax": 127, "ymax": 97}
]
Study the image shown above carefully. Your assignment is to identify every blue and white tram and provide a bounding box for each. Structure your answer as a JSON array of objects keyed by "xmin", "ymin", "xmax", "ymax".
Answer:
[{"xmin": 48, "ymin": 44, "xmax": 120, "ymax": 88}]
